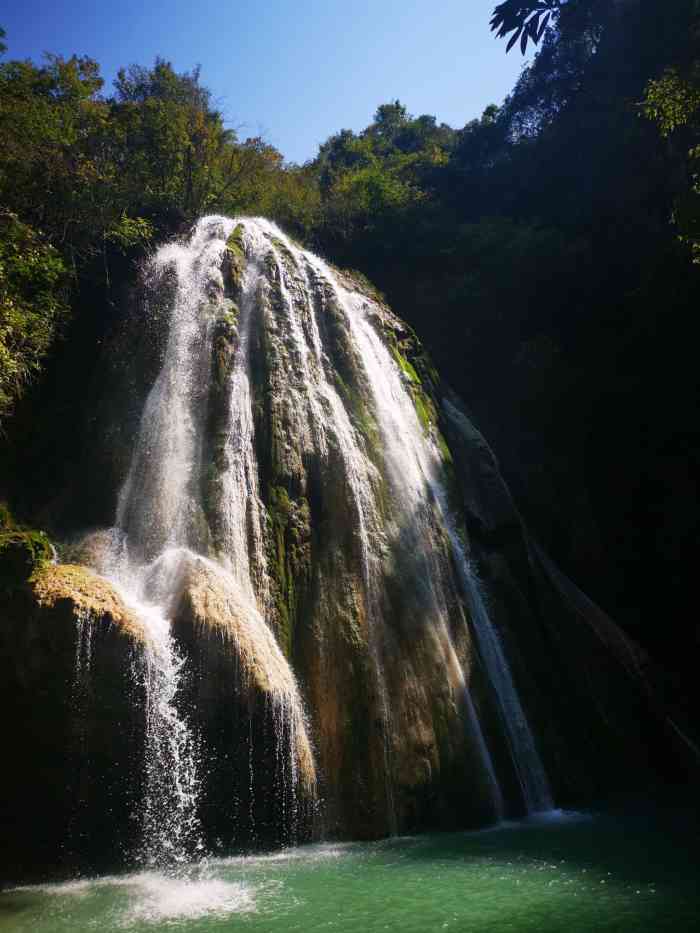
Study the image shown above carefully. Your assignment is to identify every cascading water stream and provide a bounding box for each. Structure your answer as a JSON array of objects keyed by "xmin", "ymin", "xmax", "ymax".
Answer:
[
  {"xmin": 228, "ymin": 220, "xmax": 398, "ymax": 830},
  {"xmin": 101, "ymin": 217, "xmax": 315, "ymax": 863},
  {"xmin": 307, "ymin": 261, "xmax": 552, "ymax": 816},
  {"xmin": 104, "ymin": 218, "xmax": 234, "ymax": 864},
  {"xmin": 226, "ymin": 218, "xmax": 549, "ymax": 821},
  {"xmin": 449, "ymin": 550, "xmax": 553, "ymax": 814},
  {"xmin": 441, "ymin": 400, "xmax": 553, "ymax": 813},
  {"xmin": 217, "ymin": 237, "xmax": 270, "ymax": 605}
]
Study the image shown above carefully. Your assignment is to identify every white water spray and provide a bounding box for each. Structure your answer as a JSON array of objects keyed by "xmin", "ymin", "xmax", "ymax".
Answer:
[{"xmin": 103, "ymin": 217, "xmax": 314, "ymax": 862}]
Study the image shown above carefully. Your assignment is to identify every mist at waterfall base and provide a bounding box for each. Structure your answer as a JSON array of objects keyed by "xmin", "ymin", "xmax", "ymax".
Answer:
[{"xmin": 3, "ymin": 805, "xmax": 700, "ymax": 932}]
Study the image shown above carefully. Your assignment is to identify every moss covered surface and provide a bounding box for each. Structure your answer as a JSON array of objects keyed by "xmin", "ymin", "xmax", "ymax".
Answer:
[
  {"xmin": 30, "ymin": 564, "xmax": 146, "ymax": 642},
  {"xmin": 337, "ymin": 267, "xmax": 387, "ymax": 306},
  {"xmin": 0, "ymin": 503, "xmax": 55, "ymax": 591},
  {"xmin": 378, "ymin": 316, "xmax": 460, "ymax": 512},
  {"xmin": 203, "ymin": 231, "xmax": 245, "ymax": 554},
  {"xmin": 270, "ymin": 236, "xmax": 298, "ymax": 274},
  {"xmin": 384, "ymin": 323, "xmax": 439, "ymax": 433},
  {"xmin": 224, "ymin": 223, "xmax": 246, "ymax": 290},
  {"xmin": 212, "ymin": 300, "xmax": 239, "ymax": 391},
  {"xmin": 171, "ymin": 554, "xmax": 316, "ymax": 850},
  {"xmin": 266, "ymin": 486, "xmax": 312, "ymax": 657},
  {"xmin": 0, "ymin": 529, "xmax": 54, "ymax": 590}
]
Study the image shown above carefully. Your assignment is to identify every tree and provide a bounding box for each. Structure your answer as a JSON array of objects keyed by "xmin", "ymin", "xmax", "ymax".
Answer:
[
  {"xmin": 490, "ymin": 1, "xmax": 562, "ymax": 53},
  {"xmin": 643, "ymin": 66, "xmax": 700, "ymax": 261},
  {"xmin": 0, "ymin": 212, "xmax": 68, "ymax": 423}
]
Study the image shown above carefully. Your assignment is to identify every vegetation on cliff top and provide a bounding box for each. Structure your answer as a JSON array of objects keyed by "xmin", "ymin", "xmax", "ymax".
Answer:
[{"xmin": 1, "ymin": 4, "xmax": 697, "ymax": 425}]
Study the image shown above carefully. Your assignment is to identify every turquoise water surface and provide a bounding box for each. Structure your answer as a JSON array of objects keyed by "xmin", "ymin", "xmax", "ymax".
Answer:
[{"xmin": 2, "ymin": 806, "xmax": 699, "ymax": 932}]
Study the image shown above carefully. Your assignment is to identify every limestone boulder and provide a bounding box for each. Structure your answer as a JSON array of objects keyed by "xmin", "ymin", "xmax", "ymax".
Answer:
[{"xmin": 171, "ymin": 555, "xmax": 316, "ymax": 850}]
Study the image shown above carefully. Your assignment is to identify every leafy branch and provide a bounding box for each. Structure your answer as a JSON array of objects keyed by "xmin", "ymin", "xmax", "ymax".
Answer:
[{"xmin": 490, "ymin": 1, "xmax": 561, "ymax": 53}]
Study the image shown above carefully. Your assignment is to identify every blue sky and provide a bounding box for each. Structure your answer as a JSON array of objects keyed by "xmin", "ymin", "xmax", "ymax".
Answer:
[{"xmin": 2, "ymin": 1, "xmax": 528, "ymax": 164}]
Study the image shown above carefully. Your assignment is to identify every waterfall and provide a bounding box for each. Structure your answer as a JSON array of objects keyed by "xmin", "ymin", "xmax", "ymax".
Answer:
[
  {"xmin": 452, "ymin": 558, "xmax": 552, "ymax": 813},
  {"xmin": 85, "ymin": 214, "xmax": 555, "ymax": 861},
  {"xmin": 247, "ymin": 227, "xmax": 509, "ymax": 819},
  {"xmin": 214, "ymin": 216, "xmax": 552, "ymax": 820},
  {"xmin": 442, "ymin": 401, "xmax": 553, "ymax": 813},
  {"xmin": 104, "ymin": 218, "xmax": 234, "ymax": 864},
  {"xmin": 101, "ymin": 217, "xmax": 315, "ymax": 862},
  {"xmin": 230, "ymin": 220, "xmax": 399, "ymax": 829},
  {"xmin": 301, "ymin": 253, "xmax": 551, "ymax": 816}
]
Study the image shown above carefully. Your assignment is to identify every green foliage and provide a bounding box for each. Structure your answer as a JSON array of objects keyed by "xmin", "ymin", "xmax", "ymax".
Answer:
[
  {"xmin": 644, "ymin": 65, "xmax": 700, "ymax": 260},
  {"xmin": 0, "ymin": 42, "xmax": 321, "ymax": 421},
  {"xmin": 266, "ymin": 486, "xmax": 311, "ymax": 658},
  {"xmin": 643, "ymin": 68, "xmax": 700, "ymax": 137},
  {"xmin": 313, "ymin": 101, "xmax": 454, "ymax": 249},
  {"xmin": 105, "ymin": 213, "xmax": 154, "ymax": 253},
  {"xmin": 390, "ymin": 345, "xmax": 420, "ymax": 384},
  {"xmin": 0, "ymin": 53, "xmax": 111, "ymax": 259},
  {"xmin": 0, "ymin": 212, "xmax": 69, "ymax": 422},
  {"xmin": 0, "ymin": 47, "xmax": 316, "ymax": 263},
  {"xmin": 0, "ymin": 503, "xmax": 54, "ymax": 590}
]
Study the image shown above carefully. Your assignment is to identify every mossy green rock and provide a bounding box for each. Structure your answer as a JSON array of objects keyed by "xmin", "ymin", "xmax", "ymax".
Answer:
[
  {"xmin": 223, "ymin": 223, "xmax": 246, "ymax": 290},
  {"xmin": 0, "ymin": 529, "xmax": 53, "ymax": 590},
  {"xmin": 0, "ymin": 506, "xmax": 55, "ymax": 591}
]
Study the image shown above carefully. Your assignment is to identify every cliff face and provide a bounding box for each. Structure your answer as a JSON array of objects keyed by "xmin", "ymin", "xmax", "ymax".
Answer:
[
  {"xmin": 0, "ymin": 216, "xmax": 692, "ymax": 882},
  {"xmin": 442, "ymin": 403, "xmax": 688, "ymax": 802},
  {"xmin": 0, "ymin": 558, "xmax": 149, "ymax": 881}
]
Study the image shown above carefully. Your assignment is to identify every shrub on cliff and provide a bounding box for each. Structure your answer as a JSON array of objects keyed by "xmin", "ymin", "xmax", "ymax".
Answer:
[{"xmin": 0, "ymin": 501, "xmax": 54, "ymax": 590}]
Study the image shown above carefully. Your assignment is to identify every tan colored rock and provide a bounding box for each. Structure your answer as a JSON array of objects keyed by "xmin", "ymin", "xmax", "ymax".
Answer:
[
  {"xmin": 31, "ymin": 563, "xmax": 146, "ymax": 643},
  {"xmin": 173, "ymin": 555, "xmax": 316, "ymax": 794}
]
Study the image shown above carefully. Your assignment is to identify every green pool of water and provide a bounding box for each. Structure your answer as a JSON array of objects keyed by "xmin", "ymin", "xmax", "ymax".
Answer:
[{"xmin": 2, "ymin": 806, "xmax": 699, "ymax": 932}]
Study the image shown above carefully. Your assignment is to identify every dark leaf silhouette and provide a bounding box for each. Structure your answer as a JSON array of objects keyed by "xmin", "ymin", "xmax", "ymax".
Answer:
[
  {"xmin": 507, "ymin": 27, "xmax": 523, "ymax": 52},
  {"xmin": 490, "ymin": 1, "xmax": 562, "ymax": 54}
]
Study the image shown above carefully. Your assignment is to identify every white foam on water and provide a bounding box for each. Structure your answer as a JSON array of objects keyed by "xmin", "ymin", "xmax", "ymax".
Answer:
[
  {"xmin": 118, "ymin": 873, "xmax": 256, "ymax": 925},
  {"xmin": 9, "ymin": 871, "xmax": 258, "ymax": 925}
]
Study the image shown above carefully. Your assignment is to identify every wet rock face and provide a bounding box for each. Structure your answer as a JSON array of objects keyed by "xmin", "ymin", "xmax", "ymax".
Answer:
[
  {"xmin": 240, "ymin": 248, "xmax": 492, "ymax": 838},
  {"xmin": 441, "ymin": 397, "xmax": 518, "ymax": 539},
  {"xmin": 170, "ymin": 557, "xmax": 316, "ymax": 851},
  {"xmin": 0, "ymin": 566, "xmax": 149, "ymax": 883}
]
